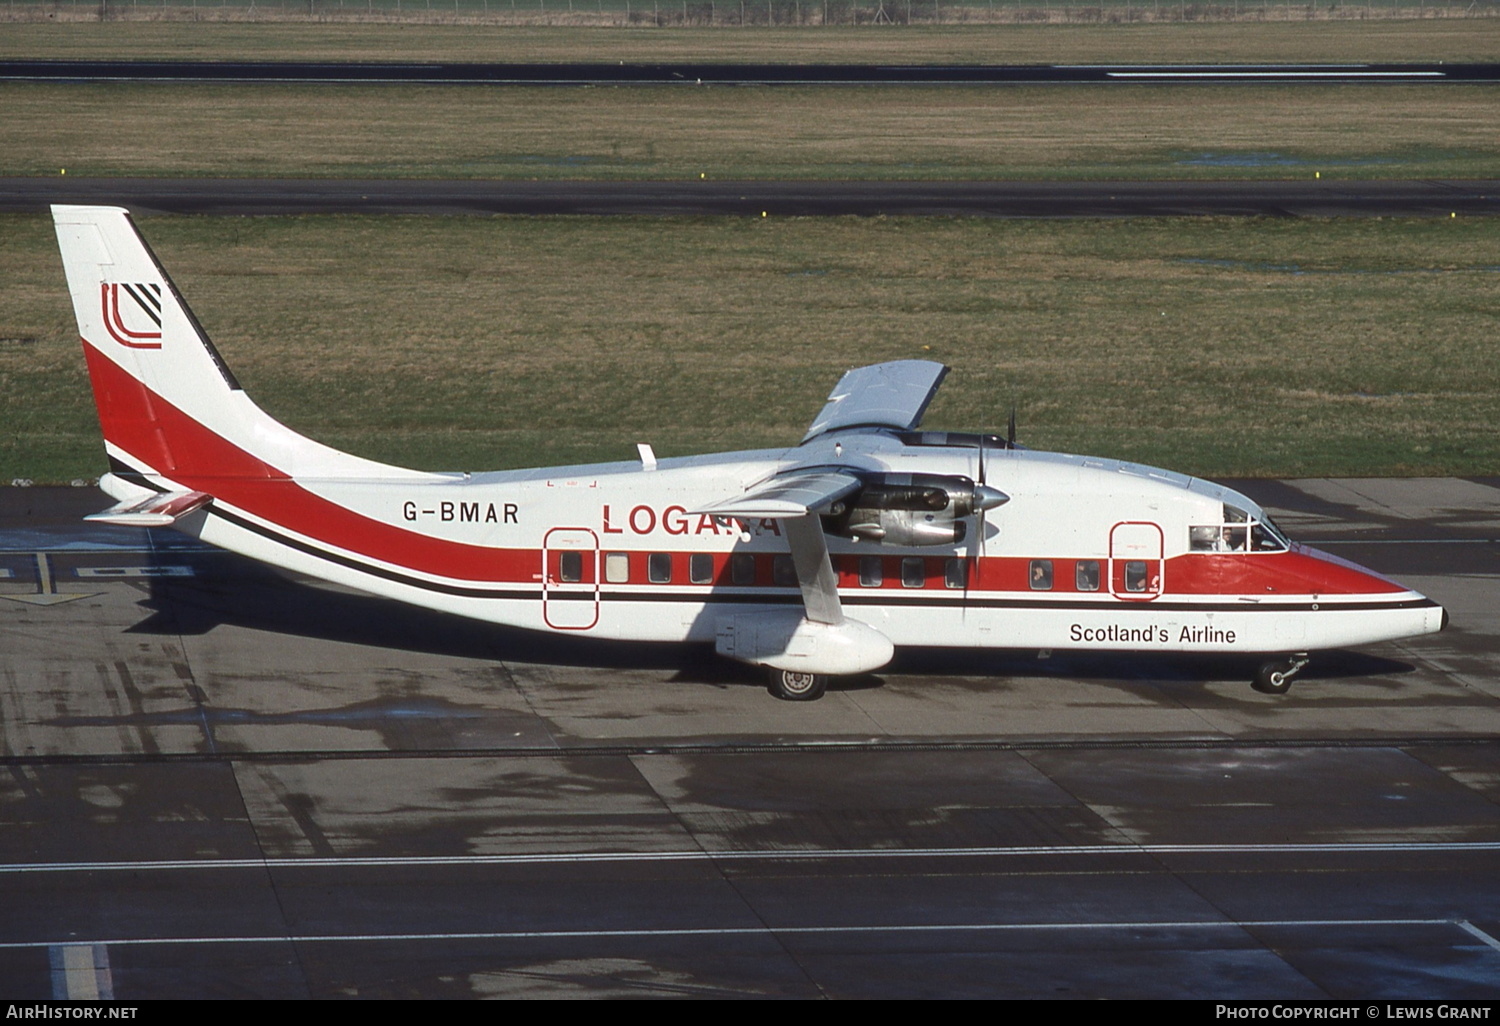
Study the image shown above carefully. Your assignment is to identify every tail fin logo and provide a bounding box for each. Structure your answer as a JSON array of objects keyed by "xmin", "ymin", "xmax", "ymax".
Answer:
[{"xmin": 100, "ymin": 282, "xmax": 163, "ymax": 349}]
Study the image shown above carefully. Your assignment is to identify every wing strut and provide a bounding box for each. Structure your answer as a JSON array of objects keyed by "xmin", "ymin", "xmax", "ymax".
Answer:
[{"xmin": 783, "ymin": 515, "xmax": 843, "ymax": 626}]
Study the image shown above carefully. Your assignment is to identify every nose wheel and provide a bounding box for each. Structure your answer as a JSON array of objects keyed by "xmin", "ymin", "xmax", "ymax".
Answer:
[
  {"xmin": 1253, "ymin": 654, "xmax": 1310, "ymax": 695},
  {"xmin": 768, "ymin": 668, "xmax": 829, "ymax": 701}
]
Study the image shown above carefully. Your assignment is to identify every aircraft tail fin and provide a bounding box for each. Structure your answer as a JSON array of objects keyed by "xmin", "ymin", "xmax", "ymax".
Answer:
[{"xmin": 52, "ymin": 205, "xmax": 415, "ymax": 488}]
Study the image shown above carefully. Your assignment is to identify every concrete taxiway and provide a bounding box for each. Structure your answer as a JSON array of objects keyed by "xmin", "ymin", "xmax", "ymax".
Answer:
[{"xmin": 0, "ymin": 479, "xmax": 1497, "ymax": 998}]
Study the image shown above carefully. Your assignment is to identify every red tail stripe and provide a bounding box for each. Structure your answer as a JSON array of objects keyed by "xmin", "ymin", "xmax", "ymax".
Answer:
[{"xmin": 85, "ymin": 341, "xmax": 535, "ymax": 582}]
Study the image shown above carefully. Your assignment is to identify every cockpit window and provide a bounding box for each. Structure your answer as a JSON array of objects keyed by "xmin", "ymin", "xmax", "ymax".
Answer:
[
  {"xmin": 1189, "ymin": 526, "xmax": 1218, "ymax": 551},
  {"xmin": 1190, "ymin": 511, "xmax": 1289, "ymax": 553},
  {"xmin": 1252, "ymin": 518, "xmax": 1291, "ymax": 551}
]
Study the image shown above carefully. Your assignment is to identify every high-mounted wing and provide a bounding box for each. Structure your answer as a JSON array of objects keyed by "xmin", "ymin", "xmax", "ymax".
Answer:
[
  {"xmin": 802, "ymin": 359, "xmax": 949, "ymax": 443},
  {"xmin": 692, "ymin": 470, "xmax": 863, "ymax": 626},
  {"xmin": 691, "ymin": 470, "xmax": 862, "ymax": 519}
]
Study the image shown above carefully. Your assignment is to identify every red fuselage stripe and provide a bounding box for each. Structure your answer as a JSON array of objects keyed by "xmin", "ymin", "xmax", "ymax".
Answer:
[{"xmin": 84, "ymin": 341, "xmax": 1403, "ymax": 596}]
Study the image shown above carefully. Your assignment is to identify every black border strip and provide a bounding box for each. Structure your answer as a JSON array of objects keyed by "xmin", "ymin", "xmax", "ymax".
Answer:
[
  {"xmin": 208, "ymin": 504, "xmax": 538, "ymax": 601},
  {"xmin": 125, "ymin": 212, "xmax": 243, "ymax": 391},
  {"xmin": 107, "ymin": 456, "xmax": 1440, "ymax": 617}
]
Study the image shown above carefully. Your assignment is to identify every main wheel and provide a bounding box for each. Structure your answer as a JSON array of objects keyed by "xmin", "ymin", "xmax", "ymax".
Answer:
[
  {"xmin": 1252, "ymin": 660, "xmax": 1294, "ymax": 695},
  {"xmin": 768, "ymin": 668, "xmax": 829, "ymax": 702}
]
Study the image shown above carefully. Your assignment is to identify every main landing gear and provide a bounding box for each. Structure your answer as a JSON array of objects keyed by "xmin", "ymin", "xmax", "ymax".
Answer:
[
  {"xmin": 1253, "ymin": 653, "xmax": 1310, "ymax": 695},
  {"xmin": 768, "ymin": 668, "xmax": 830, "ymax": 702}
]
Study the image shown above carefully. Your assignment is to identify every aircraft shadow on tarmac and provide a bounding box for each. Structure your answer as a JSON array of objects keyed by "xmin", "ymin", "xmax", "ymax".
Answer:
[{"xmin": 119, "ymin": 554, "xmax": 1418, "ymax": 697}]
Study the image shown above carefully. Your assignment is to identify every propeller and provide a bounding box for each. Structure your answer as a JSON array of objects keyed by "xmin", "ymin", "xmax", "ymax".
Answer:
[
  {"xmin": 971, "ymin": 430, "xmax": 1009, "ymax": 564},
  {"xmin": 966, "ymin": 433, "xmax": 987, "ymax": 596}
]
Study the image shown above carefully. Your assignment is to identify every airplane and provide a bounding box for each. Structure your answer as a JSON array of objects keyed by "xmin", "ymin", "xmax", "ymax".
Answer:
[{"xmin": 53, "ymin": 204, "xmax": 1448, "ymax": 701}]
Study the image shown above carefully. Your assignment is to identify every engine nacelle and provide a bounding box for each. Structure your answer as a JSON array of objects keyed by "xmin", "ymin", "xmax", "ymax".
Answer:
[
  {"xmin": 844, "ymin": 508, "xmax": 967, "ymax": 546},
  {"xmin": 823, "ymin": 473, "xmax": 1007, "ymax": 547}
]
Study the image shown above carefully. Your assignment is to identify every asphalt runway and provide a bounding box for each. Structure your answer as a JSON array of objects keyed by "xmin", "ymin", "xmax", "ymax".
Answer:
[
  {"xmin": 7, "ymin": 177, "xmax": 1500, "ymax": 217},
  {"xmin": 1, "ymin": 478, "xmax": 1498, "ymax": 998},
  {"xmin": 5, "ymin": 60, "xmax": 1499, "ymax": 85}
]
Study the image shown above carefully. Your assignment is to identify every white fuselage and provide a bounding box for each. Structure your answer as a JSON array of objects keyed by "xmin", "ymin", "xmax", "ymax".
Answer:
[{"xmin": 103, "ymin": 428, "xmax": 1442, "ymax": 659}]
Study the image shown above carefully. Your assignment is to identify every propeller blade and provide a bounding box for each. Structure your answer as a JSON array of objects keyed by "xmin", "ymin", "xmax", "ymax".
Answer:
[{"xmin": 973, "ymin": 433, "xmax": 987, "ymax": 571}]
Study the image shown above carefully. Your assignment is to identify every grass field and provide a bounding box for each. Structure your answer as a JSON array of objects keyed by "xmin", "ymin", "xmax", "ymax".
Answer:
[
  {"xmin": 3, "ymin": 20, "xmax": 1496, "ymax": 483},
  {"xmin": 3, "ymin": 20, "xmax": 1499, "ymax": 63},
  {"xmin": 6, "ymin": 81, "xmax": 1498, "ymax": 181},
  {"xmin": 5, "ymin": 213, "xmax": 1498, "ymax": 484}
]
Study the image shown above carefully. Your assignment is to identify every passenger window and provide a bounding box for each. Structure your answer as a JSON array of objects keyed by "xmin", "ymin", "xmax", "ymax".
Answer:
[
  {"xmin": 1125, "ymin": 560, "xmax": 1148, "ymax": 592},
  {"xmin": 859, "ymin": 555, "xmax": 883, "ymax": 587},
  {"xmin": 731, "ymin": 552, "xmax": 756, "ymax": 585},
  {"xmin": 604, "ymin": 552, "xmax": 630, "ymax": 583},
  {"xmin": 901, "ymin": 557, "xmax": 925, "ymax": 589},
  {"xmin": 1075, "ymin": 560, "xmax": 1099, "ymax": 592},
  {"xmin": 648, "ymin": 552, "xmax": 672, "ymax": 583},
  {"xmin": 690, "ymin": 553, "xmax": 714, "ymax": 584},
  {"xmin": 1029, "ymin": 559, "xmax": 1053, "ymax": 591},
  {"xmin": 945, "ymin": 558, "xmax": 967, "ymax": 589},
  {"xmin": 773, "ymin": 555, "xmax": 797, "ymax": 587},
  {"xmin": 559, "ymin": 551, "xmax": 583, "ymax": 583}
]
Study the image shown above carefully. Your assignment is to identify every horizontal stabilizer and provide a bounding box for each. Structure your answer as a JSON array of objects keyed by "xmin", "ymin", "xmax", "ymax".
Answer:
[
  {"xmin": 803, "ymin": 360, "xmax": 948, "ymax": 442},
  {"xmin": 86, "ymin": 490, "xmax": 212, "ymax": 527},
  {"xmin": 692, "ymin": 470, "xmax": 862, "ymax": 519}
]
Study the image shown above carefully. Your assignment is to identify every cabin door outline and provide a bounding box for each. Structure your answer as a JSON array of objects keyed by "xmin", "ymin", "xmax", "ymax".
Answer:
[
  {"xmin": 1109, "ymin": 521, "xmax": 1164, "ymax": 601},
  {"xmin": 543, "ymin": 527, "xmax": 600, "ymax": 630}
]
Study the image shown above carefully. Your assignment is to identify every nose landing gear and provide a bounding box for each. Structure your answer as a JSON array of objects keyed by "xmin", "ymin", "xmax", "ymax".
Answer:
[{"xmin": 1253, "ymin": 653, "xmax": 1310, "ymax": 695}]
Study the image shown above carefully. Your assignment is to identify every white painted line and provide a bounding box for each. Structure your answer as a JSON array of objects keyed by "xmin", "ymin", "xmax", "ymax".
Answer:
[
  {"xmin": 49, "ymin": 943, "xmax": 112, "ymax": 1000},
  {"xmin": 1457, "ymin": 920, "xmax": 1500, "ymax": 954},
  {"xmin": 61, "ymin": 945, "xmax": 97, "ymax": 1001},
  {"xmin": 1059, "ymin": 64, "xmax": 1370, "ymax": 69},
  {"xmin": 0, "ymin": 917, "xmax": 1471, "ymax": 951},
  {"xmin": 74, "ymin": 565, "xmax": 194, "ymax": 578},
  {"xmin": 1107, "ymin": 71, "xmax": 1445, "ymax": 79},
  {"xmin": 1317, "ymin": 538, "xmax": 1500, "ymax": 546},
  {"xmin": 3, "ymin": 840, "xmax": 1497, "ymax": 875}
]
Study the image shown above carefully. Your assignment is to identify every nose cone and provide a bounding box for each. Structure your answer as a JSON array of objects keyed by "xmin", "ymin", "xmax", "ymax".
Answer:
[
  {"xmin": 974, "ymin": 485, "xmax": 1009, "ymax": 512},
  {"xmin": 1295, "ymin": 542, "xmax": 1411, "ymax": 594},
  {"xmin": 1292, "ymin": 544, "xmax": 1447, "ymax": 643}
]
